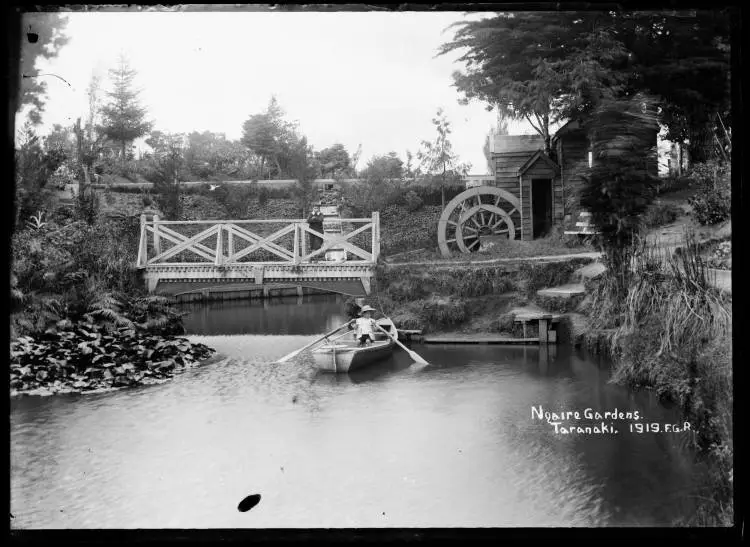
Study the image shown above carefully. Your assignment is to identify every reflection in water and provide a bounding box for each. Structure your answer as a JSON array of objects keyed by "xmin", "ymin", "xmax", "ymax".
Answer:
[
  {"xmin": 180, "ymin": 294, "xmax": 350, "ymax": 335},
  {"xmin": 11, "ymin": 297, "xmax": 703, "ymax": 528}
]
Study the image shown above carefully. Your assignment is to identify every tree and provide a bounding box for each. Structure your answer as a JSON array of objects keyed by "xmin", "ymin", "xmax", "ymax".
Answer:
[
  {"xmin": 147, "ymin": 131, "xmax": 186, "ymax": 220},
  {"xmin": 241, "ymin": 96, "xmax": 296, "ymax": 179},
  {"xmin": 99, "ymin": 54, "xmax": 152, "ymax": 165},
  {"xmin": 580, "ymin": 94, "xmax": 660, "ymax": 291},
  {"xmin": 316, "ymin": 144, "xmax": 351, "ymax": 178},
  {"xmin": 362, "ymin": 152, "xmax": 404, "ymax": 183},
  {"xmin": 18, "ymin": 13, "xmax": 70, "ymax": 125},
  {"xmin": 442, "ymin": 11, "xmax": 731, "ymax": 164},
  {"xmin": 350, "ymin": 144, "xmax": 363, "ymax": 177},
  {"xmin": 440, "ymin": 12, "xmax": 586, "ymax": 154},
  {"xmin": 14, "ymin": 122, "xmax": 66, "ymax": 229},
  {"xmin": 283, "ymin": 135, "xmax": 318, "ymax": 215},
  {"xmin": 612, "ymin": 11, "xmax": 731, "ymax": 163},
  {"xmin": 417, "ymin": 109, "xmax": 469, "ymax": 208}
]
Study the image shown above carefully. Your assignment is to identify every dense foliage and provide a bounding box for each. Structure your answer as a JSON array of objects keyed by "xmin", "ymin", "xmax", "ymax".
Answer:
[
  {"xmin": 687, "ymin": 160, "xmax": 731, "ymax": 225},
  {"xmin": 18, "ymin": 13, "xmax": 70, "ymax": 124},
  {"xmin": 441, "ymin": 10, "xmax": 731, "ymax": 162},
  {"xmin": 11, "ymin": 325, "xmax": 214, "ymax": 395}
]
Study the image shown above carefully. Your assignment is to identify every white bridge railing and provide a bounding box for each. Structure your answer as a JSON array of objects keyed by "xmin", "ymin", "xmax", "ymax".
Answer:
[{"xmin": 136, "ymin": 212, "xmax": 380, "ymax": 268}]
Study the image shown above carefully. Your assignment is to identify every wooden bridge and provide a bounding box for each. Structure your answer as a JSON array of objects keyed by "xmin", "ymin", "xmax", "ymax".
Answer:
[{"xmin": 136, "ymin": 213, "xmax": 380, "ymax": 297}]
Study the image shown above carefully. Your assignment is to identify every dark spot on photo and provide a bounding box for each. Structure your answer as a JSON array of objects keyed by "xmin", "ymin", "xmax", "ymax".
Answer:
[
  {"xmin": 292, "ymin": 395, "xmax": 298, "ymax": 403},
  {"xmin": 238, "ymin": 493, "xmax": 261, "ymax": 513},
  {"xmin": 27, "ymin": 32, "xmax": 39, "ymax": 43}
]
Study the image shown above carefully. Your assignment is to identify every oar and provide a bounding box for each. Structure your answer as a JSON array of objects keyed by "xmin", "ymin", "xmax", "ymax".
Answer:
[
  {"xmin": 375, "ymin": 323, "xmax": 429, "ymax": 366},
  {"xmin": 276, "ymin": 323, "xmax": 351, "ymax": 363}
]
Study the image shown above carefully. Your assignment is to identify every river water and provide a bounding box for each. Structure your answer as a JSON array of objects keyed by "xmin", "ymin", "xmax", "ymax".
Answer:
[{"xmin": 11, "ymin": 295, "xmax": 703, "ymax": 528}]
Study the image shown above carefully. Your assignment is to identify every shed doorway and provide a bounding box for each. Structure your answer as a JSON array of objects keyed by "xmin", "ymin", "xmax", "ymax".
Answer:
[{"xmin": 531, "ymin": 178, "xmax": 553, "ymax": 238}]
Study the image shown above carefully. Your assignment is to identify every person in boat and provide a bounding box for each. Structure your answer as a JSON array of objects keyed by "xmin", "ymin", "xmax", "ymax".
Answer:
[{"xmin": 348, "ymin": 305, "xmax": 378, "ymax": 346}]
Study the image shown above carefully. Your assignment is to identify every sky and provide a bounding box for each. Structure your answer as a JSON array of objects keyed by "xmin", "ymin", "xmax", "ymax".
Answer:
[{"xmin": 19, "ymin": 9, "xmax": 538, "ymax": 174}]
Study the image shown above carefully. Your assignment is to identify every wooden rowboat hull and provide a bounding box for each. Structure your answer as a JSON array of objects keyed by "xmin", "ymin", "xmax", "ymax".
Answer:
[{"xmin": 312, "ymin": 319, "xmax": 398, "ymax": 373}]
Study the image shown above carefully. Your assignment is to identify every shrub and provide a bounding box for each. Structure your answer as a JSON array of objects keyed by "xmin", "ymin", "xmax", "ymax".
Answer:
[
  {"xmin": 643, "ymin": 202, "xmax": 681, "ymax": 228},
  {"xmin": 689, "ymin": 187, "xmax": 730, "ymax": 225},
  {"xmin": 687, "ymin": 161, "xmax": 731, "ymax": 225},
  {"xmin": 258, "ymin": 186, "xmax": 269, "ymax": 207},
  {"xmin": 402, "ymin": 190, "xmax": 423, "ymax": 212},
  {"xmin": 73, "ymin": 185, "xmax": 101, "ymax": 225}
]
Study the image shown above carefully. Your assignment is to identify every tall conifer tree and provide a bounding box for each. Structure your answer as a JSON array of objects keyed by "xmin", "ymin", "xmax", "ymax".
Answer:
[{"xmin": 99, "ymin": 54, "xmax": 152, "ymax": 164}]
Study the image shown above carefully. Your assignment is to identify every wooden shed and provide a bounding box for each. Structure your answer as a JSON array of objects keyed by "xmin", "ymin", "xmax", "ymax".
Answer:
[{"xmin": 490, "ymin": 135, "xmax": 562, "ymax": 240}]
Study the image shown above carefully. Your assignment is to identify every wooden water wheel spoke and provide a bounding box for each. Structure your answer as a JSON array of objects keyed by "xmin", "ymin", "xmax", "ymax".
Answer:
[
  {"xmin": 446, "ymin": 220, "xmax": 458, "ymax": 226},
  {"xmin": 491, "ymin": 217, "xmax": 506, "ymax": 229},
  {"xmin": 494, "ymin": 196, "xmax": 501, "ymax": 207},
  {"xmin": 468, "ymin": 239, "xmax": 480, "ymax": 250},
  {"xmin": 464, "ymin": 225, "xmax": 479, "ymax": 233},
  {"xmin": 470, "ymin": 217, "xmax": 482, "ymax": 229},
  {"xmin": 446, "ymin": 238, "xmax": 457, "ymax": 244},
  {"xmin": 494, "ymin": 228, "xmax": 510, "ymax": 234}
]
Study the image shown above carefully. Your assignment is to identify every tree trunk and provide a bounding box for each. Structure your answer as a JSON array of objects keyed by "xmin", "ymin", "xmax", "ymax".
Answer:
[
  {"xmin": 441, "ymin": 164, "xmax": 446, "ymax": 209},
  {"xmin": 687, "ymin": 124, "xmax": 714, "ymax": 165}
]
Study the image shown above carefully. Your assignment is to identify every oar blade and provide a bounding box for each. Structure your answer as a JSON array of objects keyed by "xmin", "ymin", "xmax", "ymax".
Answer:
[
  {"xmin": 276, "ymin": 350, "xmax": 300, "ymax": 363},
  {"xmin": 408, "ymin": 350, "xmax": 429, "ymax": 365}
]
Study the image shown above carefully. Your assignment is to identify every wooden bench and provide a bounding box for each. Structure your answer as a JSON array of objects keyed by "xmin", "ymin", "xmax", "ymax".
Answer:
[{"xmin": 564, "ymin": 211, "xmax": 600, "ymax": 236}]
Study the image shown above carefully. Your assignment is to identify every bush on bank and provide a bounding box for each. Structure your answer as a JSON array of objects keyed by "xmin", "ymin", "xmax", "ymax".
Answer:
[
  {"xmin": 11, "ymin": 208, "xmax": 215, "ymax": 396},
  {"xmin": 584, "ymin": 233, "xmax": 732, "ymax": 525}
]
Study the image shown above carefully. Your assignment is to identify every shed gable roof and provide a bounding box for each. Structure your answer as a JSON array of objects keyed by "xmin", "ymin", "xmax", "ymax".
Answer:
[
  {"xmin": 491, "ymin": 134, "xmax": 544, "ymax": 155},
  {"xmin": 518, "ymin": 150, "xmax": 560, "ymax": 176}
]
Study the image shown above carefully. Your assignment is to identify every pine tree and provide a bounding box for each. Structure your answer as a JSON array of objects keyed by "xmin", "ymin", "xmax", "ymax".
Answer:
[{"xmin": 99, "ymin": 54, "xmax": 152, "ymax": 165}]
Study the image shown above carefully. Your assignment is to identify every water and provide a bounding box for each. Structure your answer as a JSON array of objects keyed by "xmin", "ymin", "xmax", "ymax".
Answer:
[{"xmin": 11, "ymin": 296, "xmax": 702, "ymax": 528}]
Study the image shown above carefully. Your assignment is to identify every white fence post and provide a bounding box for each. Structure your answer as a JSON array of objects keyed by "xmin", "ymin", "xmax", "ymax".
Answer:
[
  {"xmin": 138, "ymin": 213, "xmax": 148, "ymax": 267},
  {"xmin": 293, "ymin": 223, "xmax": 300, "ymax": 264},
  {"xmin": 227, "ymin": 224, "xmax": 234, "ymax": 263},
  {"xmin": 215, "ymin": 224, "xmax": 224, "ymax": 266},
  {"xmin": 371, "ymin": 211, "xmax": 380, "ymax": 263},
  {"xmin": 153, "ymin": 214, "xmax": 161, "ymax": 257}
]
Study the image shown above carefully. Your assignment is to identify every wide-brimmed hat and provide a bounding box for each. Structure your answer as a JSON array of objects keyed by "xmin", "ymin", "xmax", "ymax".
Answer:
[{"xmin": 359, "ymin": 305, "xmax": 376, "ymax": 315}]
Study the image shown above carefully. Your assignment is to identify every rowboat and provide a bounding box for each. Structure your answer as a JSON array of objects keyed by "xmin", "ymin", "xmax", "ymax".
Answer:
[{"xmin": 311, "ymin": 318, "xmax": 398, "ymax": 373}]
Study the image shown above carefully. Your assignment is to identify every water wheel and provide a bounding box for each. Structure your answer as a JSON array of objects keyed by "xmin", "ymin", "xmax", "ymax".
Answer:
[{"xmin": 437, "ymin": 186, "xmax": 521, "ymax": 257}]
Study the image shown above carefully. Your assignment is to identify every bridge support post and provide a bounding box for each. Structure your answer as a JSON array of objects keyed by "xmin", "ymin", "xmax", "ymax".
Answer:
[
  {"xmin": 360, "ymin": 276, "xmax": 372, "ymax": 295},
  {"xmin": 144, "ymin": 275, "xmax": 159, "ymax": 294},
  {"xmin": 296, "ymin": 285, "xmax": 304, "ymax": 297}
]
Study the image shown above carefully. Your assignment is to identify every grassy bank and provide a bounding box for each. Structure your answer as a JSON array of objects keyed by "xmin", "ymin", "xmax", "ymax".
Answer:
[
  {"xmin": 371, "ymin": 258, "xmax": 592, "ymax": 334},
  {"xmin": 582, "ymin": 234, "xmax": 733, "ymax": 525}
]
